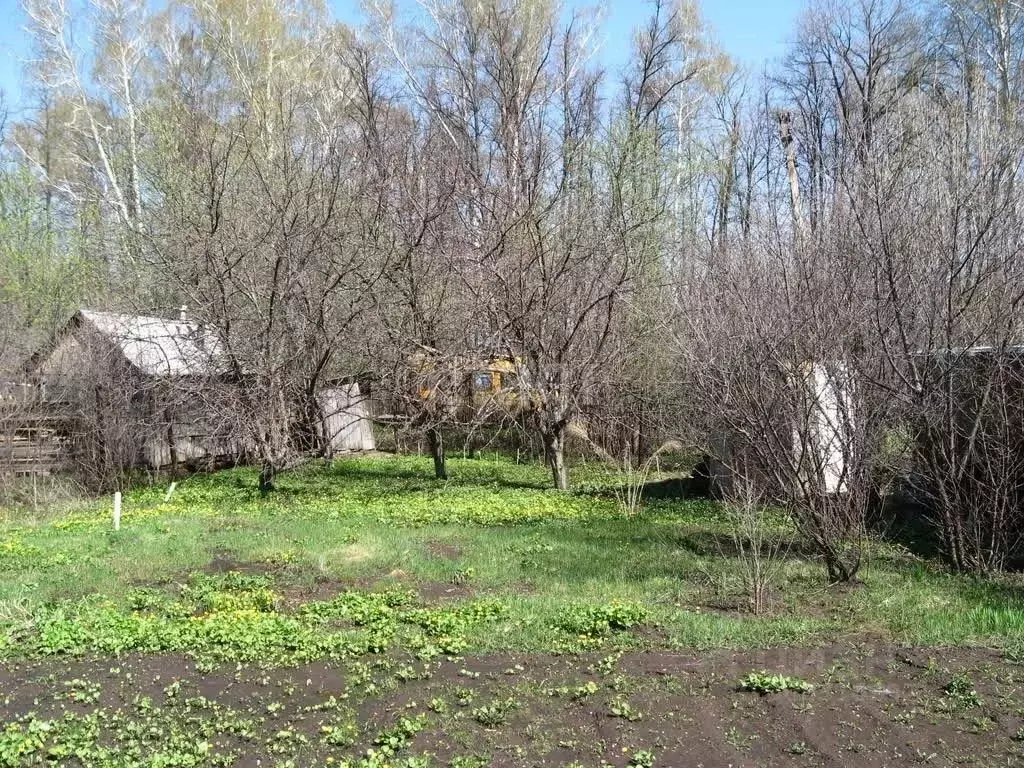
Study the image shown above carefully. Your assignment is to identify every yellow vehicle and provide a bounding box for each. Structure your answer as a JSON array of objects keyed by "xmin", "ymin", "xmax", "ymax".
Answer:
[
  {"xmin": 412, "ymin": 352, "xmax": 533, "ymax": 418},
  {"xmin": 467, "ymin": 357, "xmax": 521, "ymax": 409}
]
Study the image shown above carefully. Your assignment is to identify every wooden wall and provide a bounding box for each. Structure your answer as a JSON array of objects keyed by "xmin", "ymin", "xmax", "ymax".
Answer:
[
  {"xmin": 319, "ymin": 384, "xmax": 376, "ymax": 455},
  {"xmin": 0, "ymin": 412, "xmax": 71, "ymax": 475}
]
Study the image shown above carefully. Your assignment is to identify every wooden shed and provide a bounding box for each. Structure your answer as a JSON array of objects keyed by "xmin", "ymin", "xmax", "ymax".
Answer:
[
  {"xmin": 702, "ymin": 360, "xmax": 854, "ymax": 500},
  {"xmin": 14, "ymin": 308, "xmax": 237, "ymax": 474},
  {"xmin": 4, "ymin": 308, "xmax": 375, "ymax": 477}
]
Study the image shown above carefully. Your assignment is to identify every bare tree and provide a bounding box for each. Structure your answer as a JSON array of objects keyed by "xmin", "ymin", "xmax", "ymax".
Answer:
[
  {"xmin": 676, "ymin": 224, "xmax": 894, "ymax": 583},
  {"xmin": 24, "ymin": 0, "xmax": 150, "ymax": 268},
  {"xmin": 850, "ymin": 1, "xmax": 1024, "ymax": 573},
  {"xmin": 147, "ymin": 0, "xmax": 386, "ymax": 492},
  {"xmin": 726, "ymin": 478, "xmax": 789, "ymax": 615}
]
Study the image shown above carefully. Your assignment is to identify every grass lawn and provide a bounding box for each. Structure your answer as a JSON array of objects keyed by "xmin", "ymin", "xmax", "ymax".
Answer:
[{"xmin": 1, "ymin": 453, "xmax": 1024, "ymax": 766}]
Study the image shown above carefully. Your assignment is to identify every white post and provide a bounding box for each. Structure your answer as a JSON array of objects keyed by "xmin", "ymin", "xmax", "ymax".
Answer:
[
  {"xmin": 113, "ymin": 491, "xmax": 122, "ymax": 531},
  {"xmin": 163, "ymin": 481, "xmax": 177, "ymax": 503}
]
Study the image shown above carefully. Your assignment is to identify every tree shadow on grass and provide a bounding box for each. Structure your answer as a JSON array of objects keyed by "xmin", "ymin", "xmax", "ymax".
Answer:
[
  {"xmin": 640, "ymin": 475, "xmax": 707, "ymax": 500},
  {"xmin": 578, "ymin": 473, "xmax": 709, "ymax": 506},
  {"xmin": 319, "ymin": 460, "xmax": 551, "ymax": 491},
  {"xmin": 509, "ymin": 516, "xmax": 819, "ymax": 585},
  {"xmin": 670, "ymin": 529, "xmax": 822, "ymax": 561},
  {"xmin": 869, "ymin": 490, "xmax": 944, "ymax": 562}
]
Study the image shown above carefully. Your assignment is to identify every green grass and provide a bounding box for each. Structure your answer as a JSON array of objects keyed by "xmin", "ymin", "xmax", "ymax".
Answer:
[
  {"xmin": 4, "ymin": 454, "xmax": 1024, "ymax": 766},
  {"xmin": 0, "ymin": 452, "xmax": 1023, "ymax": 658}
]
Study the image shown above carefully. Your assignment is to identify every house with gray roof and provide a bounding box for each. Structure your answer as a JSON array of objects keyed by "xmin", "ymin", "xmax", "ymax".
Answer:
[
  {"xmin": 16, "ymin": 308, "xmax": 238, "ymax": 476},
  {"xmin": 5, "ymin": 308, "xmax": 373, "ymax": 481}
]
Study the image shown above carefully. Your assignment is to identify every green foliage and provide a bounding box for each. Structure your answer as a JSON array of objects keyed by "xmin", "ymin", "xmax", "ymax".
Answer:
[
  {"xmin": 0, "ymin": 682, "xmax": 438, "ymax": 767},
  {"xmin": 544, "ymin": 681, "xmax": 599, "ymax": 699},
  {"xmin": 593, "ymin": 652, "xmax": 622, "ymax": 675},
  {"xmin": 3, "ymin": 573, "xmax": 505, "ymax": 667},
  {"xmin": 470, "ymin": 698, "xmax": 518, "ymax": 728},
  {"xmin": 448, "ymin": 758, "xmax": 488, "ymax": 768},
  {"xmin": 320, "ymin": 718, "xmax": 359, "ymax": 747},
  {"xmin": 3, "ymin": 453, "xmax": 1024, "ymax": 663},
  {"xmin": 943, "ymin": 674, "xmax": 983, "ymax": 708},
  {"xmin": 629, "ymin": 749, "xmax": 655, "ymax": 767},
  {"xmin": 0, "ymin": 537, "xmax": 69, "ymax": 572},
  {"xmin": 182, "ymin": 572, "xmax": 277, "ymax": 613},
  {"xmin": 739, "ymin": 671, "xmax": 813, "ymax": 694},
  {"xmin": 551, "ymin": 602, "xmax": 649, "ymax": 640},
  {"xmin": 369, "ymin": 714, "xmax": 428, "ymax": 759},
  {"xmin": 1, "ymin": 454, "xmax": 1024, "ymax": 767},
  {"xmin": 0, "ymin": 167, "xmax": 98, "ymax": 341},
  {"xmin": 32, "ymin": 455, "xmax": 649, "ymax": 532},
  {"xmin": 0, "ymin": 719, "xmax": 50, "ymax": 767},
  {"xmin": 0, "ymin": 700, "xmax": 247, "ymax": 767},
  {"xmin": 609, "ymin": 696, "xmax": 643, "ymax": 721}
]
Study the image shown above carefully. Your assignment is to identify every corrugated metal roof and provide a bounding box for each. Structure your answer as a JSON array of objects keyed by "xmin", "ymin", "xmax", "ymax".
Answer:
[{"xmin": 79, "ymin": 309, "xmax": 225, "ymax": 378}]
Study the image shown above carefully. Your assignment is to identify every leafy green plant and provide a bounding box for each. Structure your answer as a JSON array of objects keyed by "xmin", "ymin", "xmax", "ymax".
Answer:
[
  {"xmin": 629, "ymin": 749, "xmax": 655, "ymax": 767},
  {"xmin": 725, "ymin": 726, "xmax": 757, "ymax": 750},
  {"xmin": 448, "ymin": 757, "xmax": 489, "ymax": 768},
  {"xmin": 593, "ymin": 652, "xmax": 622, "ymax": 675},
  {"xmin": 470, "ymin": 698, "xmax": 518, "ymax": 728},
  {"xmin": 545, "ymin": 681, "xmax": 599, "ymax": 700},
  {"xmin": 3, "ymin": 581, "xmax": 508, "ymax": 669},
  {"xmin": 609, "ymin": 696, "xmax": 643, "ymax": 721},
  {"xmin": 740, "ymin": 671, "xmax": 813, "ymax": 694},
  {"xmin": 943, "ymin": 674, "xmax": 983, "ymax": 708},
  {"xmin": 427, "ymin": 697, "xmax": 448, "ymax": 714},
  {"xmin": 321, "ymin": 719, "xmax": 359, "ymax": 747},
  {"xmin": 551, "ymin": 602, "xmax": 648, "ymax": 639},
  {"xmin": 369, "ymin": 714, "xmax": 428, "ymax": 759}
]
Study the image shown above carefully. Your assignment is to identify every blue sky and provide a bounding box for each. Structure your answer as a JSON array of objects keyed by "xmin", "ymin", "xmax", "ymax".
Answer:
[{"xmin": 0, "ymin": 0, "xmax": 804, "ymax": 116}]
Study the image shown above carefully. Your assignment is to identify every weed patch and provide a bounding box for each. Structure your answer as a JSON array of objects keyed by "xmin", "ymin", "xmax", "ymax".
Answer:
[
  {"xmin": 3, "ymin": 573, "xmax": 506, "ymax": 667},
  {"xmin": 740, "ymin": 671, "xmax": 813, "ymax": 694}
]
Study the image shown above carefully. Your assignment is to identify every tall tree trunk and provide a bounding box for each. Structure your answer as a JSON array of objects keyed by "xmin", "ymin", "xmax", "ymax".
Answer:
[
  {"xmin": 543, "ymin": 428, "xmax": 569, "ymax": 490},
  {"xmin": 778, "ymin": 111, "xmax": 806, "ymax": 240},
  {"xmin": 428, "ymin": 427, "xmax": 447, "ymax": 480},
  {"xmin": 259, "ymin": 462, "xmax": 276, "ymax": 494}
]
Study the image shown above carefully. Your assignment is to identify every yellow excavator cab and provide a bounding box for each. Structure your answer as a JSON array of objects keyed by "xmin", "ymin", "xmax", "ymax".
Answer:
[{"xmin": 410, "ymin": 352, "xmax": 530, "ymax": 415}]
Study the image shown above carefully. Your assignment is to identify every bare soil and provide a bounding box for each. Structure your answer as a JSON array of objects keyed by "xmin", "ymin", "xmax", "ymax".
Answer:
[
  {"xmin": 425, "ymin": 541, "xmax": 463, "ymax": 560},
  {"xmin": 2, "ymin": 642, "xmax": 1022, "ymax": 766}
]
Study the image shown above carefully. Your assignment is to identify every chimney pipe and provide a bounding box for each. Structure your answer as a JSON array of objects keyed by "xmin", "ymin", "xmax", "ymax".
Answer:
[{"xmin": 179, "ymin": 305, "xmax": 188, "ymax": 323}]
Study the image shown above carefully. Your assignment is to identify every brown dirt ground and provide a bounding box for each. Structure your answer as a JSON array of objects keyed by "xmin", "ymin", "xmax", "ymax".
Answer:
[
  {"xmin": 2, "ymin": 643, "xmax": 1022, "ymax": 766},
  {"xmin": 425, "ymin": 541, "xmax": 463, "ymax": 560}
]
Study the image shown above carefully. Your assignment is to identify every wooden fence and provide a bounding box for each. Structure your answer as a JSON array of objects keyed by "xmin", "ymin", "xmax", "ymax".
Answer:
[
  {"xmin": 0, "ymin": 415, "xmax": 72, "ymax": 474},
  {"xmin": 0, "ymin": 381, "xmax": 73, "ymax": 474}
]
